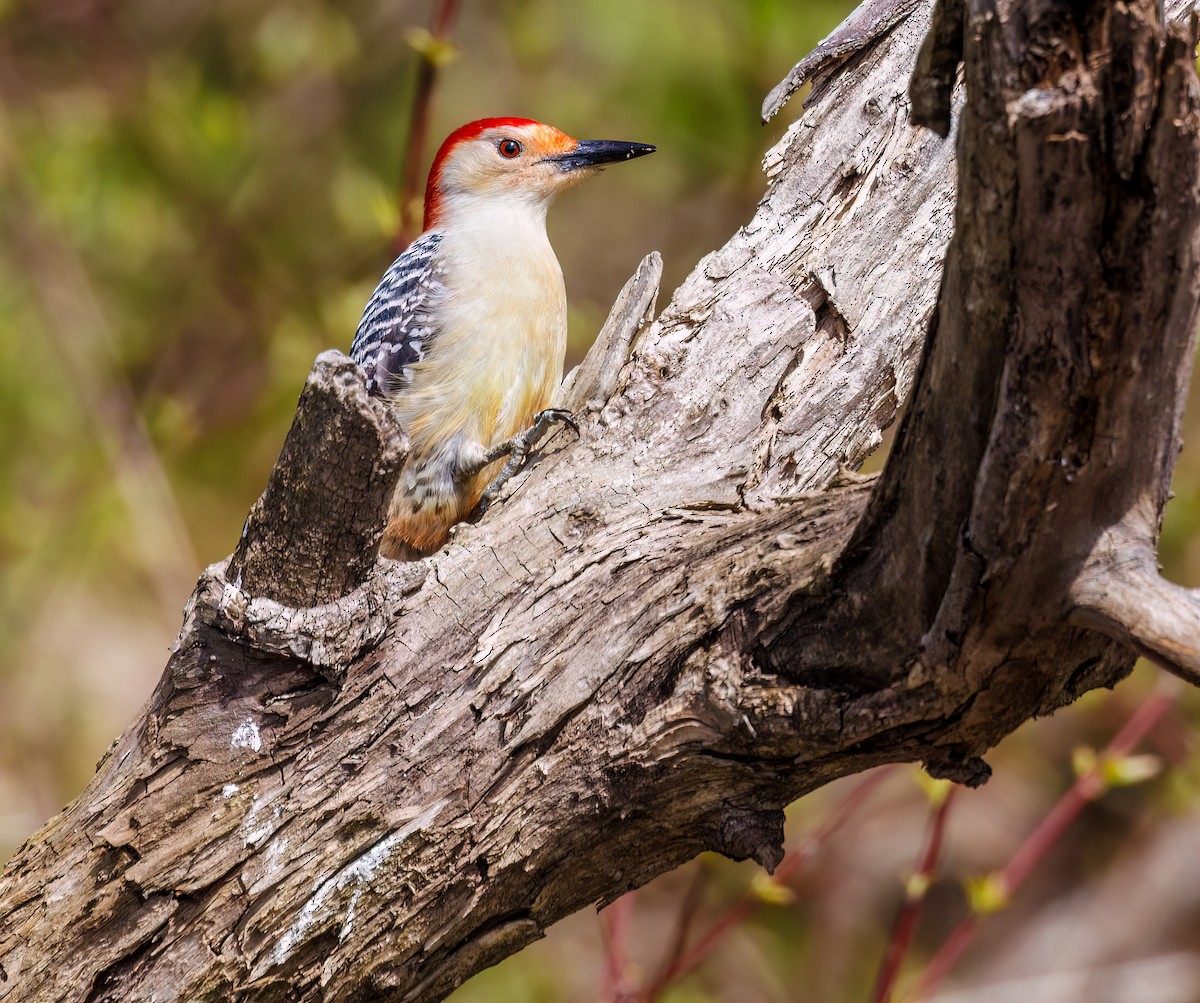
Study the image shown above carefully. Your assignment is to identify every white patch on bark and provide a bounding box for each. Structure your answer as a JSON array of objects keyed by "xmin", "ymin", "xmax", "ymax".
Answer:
[
  {"xmin": 244, "ymin": 797, "xmax": 284, "ymax": 848},
  {"xmin": 222, "ymin": 783, "xmax": 240, "ymax": 798},
  {"xmin": 263, "ymin": 836, "xmax": 290, "ymax": 880},
  {"xmin": 270, "ymin": 799, "xmax": 448, "ymax": 967},
  {"xmin": 340, "ymin": 887, "xmax": 363, "ymax": 941},
  {"xmin": 231, "ymin": 718, "xmax": 262, "ymax": 753}
]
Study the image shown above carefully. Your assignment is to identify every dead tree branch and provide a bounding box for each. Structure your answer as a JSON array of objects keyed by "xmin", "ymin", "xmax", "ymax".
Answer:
[{"xmin": 1, "ymin": 1, "xmax": 1198, "ymax": 1001}]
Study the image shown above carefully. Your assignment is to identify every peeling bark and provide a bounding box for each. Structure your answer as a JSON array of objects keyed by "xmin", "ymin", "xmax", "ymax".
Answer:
[{"xmin": 2, "ymin": 1, "xmax": 1199, "ymax": 1001}]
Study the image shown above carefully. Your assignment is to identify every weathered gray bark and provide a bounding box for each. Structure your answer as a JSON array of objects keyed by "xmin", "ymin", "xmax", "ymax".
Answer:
[{"xmin": 2, "ymin": 0, "xmax": 1199, "ymax": 1000}]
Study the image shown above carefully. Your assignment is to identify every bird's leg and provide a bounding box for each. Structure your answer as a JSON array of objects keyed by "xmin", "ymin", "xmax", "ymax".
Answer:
[{"xmin": 462, "ymin": 408, "xmax": 579, "ymax": 514}]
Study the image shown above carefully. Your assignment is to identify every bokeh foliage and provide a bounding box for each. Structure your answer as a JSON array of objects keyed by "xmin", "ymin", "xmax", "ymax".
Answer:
[{"xmin": 1, "ymin": 2, "xmax": 1199, "ymax": 1001}]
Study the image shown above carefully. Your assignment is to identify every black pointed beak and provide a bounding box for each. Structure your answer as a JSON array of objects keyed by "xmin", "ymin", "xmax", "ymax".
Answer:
[{"xmin": 546, "ymin": 139, "xmax": 656, "ymax": 172}]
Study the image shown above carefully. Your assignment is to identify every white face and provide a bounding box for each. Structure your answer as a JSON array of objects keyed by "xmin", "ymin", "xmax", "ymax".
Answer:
[
  {"xmin": 435, "ymin": 123, "xmax": 589, "ymax": 213},
  {"xmin": 425, "ymin": 121, "xmax": 655, "ymax": 231}
]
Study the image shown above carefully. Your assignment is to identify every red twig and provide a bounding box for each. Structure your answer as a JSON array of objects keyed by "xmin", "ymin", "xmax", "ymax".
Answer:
[
  {"xmin": 910, "ymin": 679, "xmax": 1180, "ymax": 1001},
  {"xmin": 870, "ymin": 785, "xmax": 957, "ymax": 1003},
  {"xmin": 397, "ymin": 0, "xmax": 460, "ymax": 248},
  {"xmin": 598, "ymin": 891, "xmax": 638, "ymax": 1002},
  {"xmin": 646, "ymin": 864, "xmax": 708, "ymax": 994},
  {"xmin": 639, "ymin": 766, "xmax": 896, "ymax": 1001}
]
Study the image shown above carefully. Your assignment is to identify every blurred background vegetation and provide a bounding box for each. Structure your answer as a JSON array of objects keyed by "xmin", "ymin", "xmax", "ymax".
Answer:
[{"xmin": 1, "ymin": 2, "xmax": 1198, "ymax": 1000}]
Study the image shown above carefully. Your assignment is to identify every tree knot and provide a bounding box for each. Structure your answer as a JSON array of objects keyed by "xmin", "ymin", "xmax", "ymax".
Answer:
[{"xmin": 711, "ymin": 804, "xmax": 786, "ymax": 873}]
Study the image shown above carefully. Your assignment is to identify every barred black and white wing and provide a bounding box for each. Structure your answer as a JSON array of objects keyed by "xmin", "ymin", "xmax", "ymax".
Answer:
[{"xmin": 350, "ymin": 231, "xmax": 445, "ymax": 397}]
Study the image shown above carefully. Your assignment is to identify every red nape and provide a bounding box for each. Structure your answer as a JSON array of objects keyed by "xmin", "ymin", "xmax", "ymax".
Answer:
[{"xmin": 422, "ymin": 117, "xmax": 541, "ymax": 230}]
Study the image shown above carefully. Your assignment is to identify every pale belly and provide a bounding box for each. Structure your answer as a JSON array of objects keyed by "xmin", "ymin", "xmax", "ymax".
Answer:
[
  {"xmin": 382, "ymin": 272, "xmax": 568, "ymax": 553},
  {"xmin": 379, "ymin": 210, "xmax": 570, "ymax": 556},
  {"xmin": 395, "ymin": 296, "xmax": 567, "ymax": 458}
]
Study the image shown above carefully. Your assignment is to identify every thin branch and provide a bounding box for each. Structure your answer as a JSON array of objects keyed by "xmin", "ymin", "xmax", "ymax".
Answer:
[
  {"xmin": 640, "ymin": 767, "xmax": 896, "ymax": 1000},
  {"xmin": 1071, "ymin": 533, "xmax": 1200, "ymax": 687},
  {"xmin": 397, "ymin": 0, "xmax": 460, "ymax": 248},
  {"xmin": 643, "ymin": 865, "xmax": 708, "ymax": 998},
  {"xmin": 598, "ymin": 891, "xmax": 638, "ymax": 1003},
  {"xmin": 870, "ymin": 783, "xmax": 957, "ymax": 1003},
  {"xmin": 910, "ymin": 680, "xmax": 1181, "ymax": 1000}
]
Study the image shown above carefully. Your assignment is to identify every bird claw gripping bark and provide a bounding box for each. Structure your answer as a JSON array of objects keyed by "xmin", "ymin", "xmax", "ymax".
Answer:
[{"xmin": 472, "ymin": 408, "xmax": 580, "ymax": 515}]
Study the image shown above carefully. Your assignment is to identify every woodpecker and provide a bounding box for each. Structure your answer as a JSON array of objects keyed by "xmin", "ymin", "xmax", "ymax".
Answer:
[{"xmin": 351, "ymin": 118, "xmax": 655, "ymax": 559}]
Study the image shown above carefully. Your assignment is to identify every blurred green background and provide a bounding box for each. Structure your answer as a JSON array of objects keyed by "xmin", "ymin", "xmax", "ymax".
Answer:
[{"xmin": 1, "ymin": 2, "xmax": 1198, "ymax": 1001}]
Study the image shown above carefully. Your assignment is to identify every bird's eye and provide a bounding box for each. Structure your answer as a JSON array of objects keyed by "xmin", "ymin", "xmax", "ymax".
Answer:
[{"xmin": 498, "ymin": 139, "xmax": 522, "ymax": 159}]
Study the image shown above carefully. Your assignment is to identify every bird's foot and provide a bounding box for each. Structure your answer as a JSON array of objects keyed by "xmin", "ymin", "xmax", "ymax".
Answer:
[{"xmin": 469, "ymin": 409, "xmax": 580, "ymax": 515}]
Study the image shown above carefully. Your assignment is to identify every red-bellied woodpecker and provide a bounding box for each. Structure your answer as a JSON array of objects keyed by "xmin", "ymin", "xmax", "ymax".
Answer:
[{"xmin": 351, "ymin": 118, "xmax": 655, "ymax": 559}]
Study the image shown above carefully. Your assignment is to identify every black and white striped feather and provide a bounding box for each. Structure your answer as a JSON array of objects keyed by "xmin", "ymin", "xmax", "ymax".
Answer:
[{"xmin": 350, "ymin": 231, "xmax": 445, "ymax": 396}]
